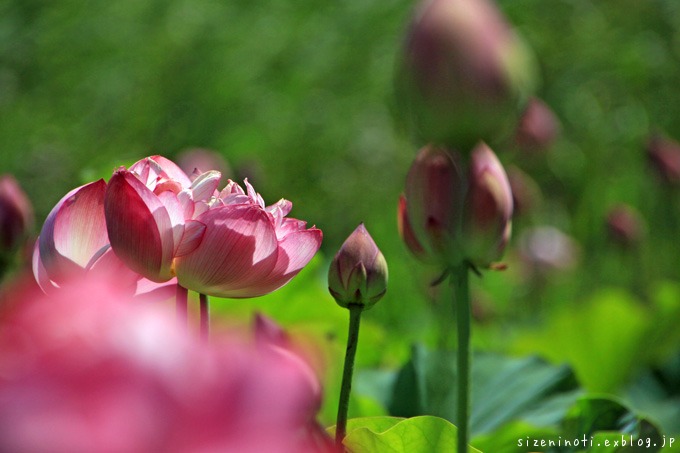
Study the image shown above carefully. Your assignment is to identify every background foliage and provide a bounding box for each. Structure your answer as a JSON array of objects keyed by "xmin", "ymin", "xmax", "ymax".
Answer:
[{"xmin": 4, "ymin": 0, "xmax": 680, "ymax": 447}]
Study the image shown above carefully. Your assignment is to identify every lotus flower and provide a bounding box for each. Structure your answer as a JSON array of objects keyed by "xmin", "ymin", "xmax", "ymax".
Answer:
[
  {"xmin": 0, "ymin": 272, "xmax": 329, "ymax": 452},
  {"xmin": 105, "ymin": 155, "xmax": 322, "ymax": 298}
]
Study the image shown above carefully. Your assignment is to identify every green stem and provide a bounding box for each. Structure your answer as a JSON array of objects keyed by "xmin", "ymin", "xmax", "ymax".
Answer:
[
  {"xmin": 176, "ymin": 284, "xmax": 188, "ymax": 328},
  {"xmin": 335, "ymin": 305, "xmax": 363, "ymax": 449},
  {"xmin": 199, "ymin": 293, "xmax": 209, "ymax": 341},
  {"xmin": 452, "ymin": 263, "xmax": 471, "ymax": 453}
]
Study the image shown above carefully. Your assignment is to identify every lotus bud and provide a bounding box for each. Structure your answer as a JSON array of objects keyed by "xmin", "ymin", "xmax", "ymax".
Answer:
[
  {"xmin": 395, "ymin": 0, "xmax": 538, "ymax": 148},
  {"xmin": 328, "ymin": 224, "xmax": 388, "ymax": 310},
  {"xmin": 606, "ymin": 204, "xmax": 645, "ymax": 247},
  {"xmin": 646, "ymin": 134, "xmax": 680, "ymax": 186},
  {"xmin": 515, "ymin": 97, "xmax": 560, "ymax": 152},
  {"xmin": 0, "ymin": 175, "xmax": 33, "ymax": 254},
  {"xmin": 464, "ymin": 142, "xmax": 513, "ymax": 266},
  {"xmin": 403, "ymin": 145, "xmax": 466, "ymax": 264}
]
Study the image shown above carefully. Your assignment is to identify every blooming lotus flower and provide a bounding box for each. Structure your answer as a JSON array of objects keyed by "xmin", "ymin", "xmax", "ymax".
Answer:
[
  {"xmin": 0, "ymin": 272, "xmax": 329, "ymax": 452},
  {"xmin": 105, "ymin": 155, "xmax": 323, "ymax": 298},
  {"xmin": 0, "ymin": 175, "xmax": 33, "ymax": 254},
  {"xmin": 399, "ymin": 142, "xmax": 513, "ymax": 267}
]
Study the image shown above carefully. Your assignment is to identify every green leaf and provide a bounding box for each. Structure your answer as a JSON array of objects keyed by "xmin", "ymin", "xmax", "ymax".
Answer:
[
  {"xmin": 562, "ymin": 396, "xmax": 663, "ymax": 452},
  {"xmin": 513, "ymin": 288, "xmax": 650, "ymax": 392},
  {"xmin": 387, "ymin": 345, "xmax": 579, "ymax": 435},
  {"xmin": 336, "ymin": 416, "xmax": 482, "ymax": 453}
]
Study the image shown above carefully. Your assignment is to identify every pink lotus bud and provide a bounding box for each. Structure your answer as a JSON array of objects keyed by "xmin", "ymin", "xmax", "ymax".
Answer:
[
  {"xmin": 328, "ymin": 224, "xmax": 388, "ymax": 310},
  {"xmin": 464, "ymin": 142, "xmax": 513, "ymax": 266},
  {"xmin": 402, "ymin": 145, "xmax": 465, "ymax": 263},
  {"xmin": 515, "ymin": 97, "xmax": 560, "ymax": 152},
  {"xmin": 0, "ymin": 175, "xmax": 33, "ymax": 254},
  {"xmin": 646, "ymin": 134, "xmax": 680, "ymax": 186},
  {"xmin": 395, "ymin": 0, "xmax": 537, "ymax": 148},
  {"xmin": 606, "ymin": 204, "xmax": 646, "ymax": 247}
]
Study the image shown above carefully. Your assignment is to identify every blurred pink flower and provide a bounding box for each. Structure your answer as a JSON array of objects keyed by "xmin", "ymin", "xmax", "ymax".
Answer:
[
  {"xmin": 106, "ymin": 155, "xmax": 323, "ymax": 298},
  {"xmin": 515, "ymin": 97, "xmax": 560, "ymax": 152},
  {"xmin": 0, "ymin": 273, "xmax": 329, "ymax": 453},
  {"xmin": 0, "ymin": 175, "xmax": 33, "ymax": 254}
]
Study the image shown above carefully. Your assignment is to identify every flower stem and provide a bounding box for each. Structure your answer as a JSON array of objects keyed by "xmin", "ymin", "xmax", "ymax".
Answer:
[
  {"xmin": 335, "ymin": 304, "xmax": 363, "ymax": 448},
  {"xmin": 199, "ymin": 293, "xmax": 209, "ymax": 341},
  {"xmin": 176, "ymin": 284, "xmax": 188, "ymax": 328},
  {"xmin": 452, "ymin": 263, "xmax": 471, "ymax": 453}
]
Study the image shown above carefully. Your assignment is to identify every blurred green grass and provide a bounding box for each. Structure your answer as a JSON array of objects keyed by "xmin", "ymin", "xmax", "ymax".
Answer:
[{"xmin": 4, "ymin": 0, "xmax": 680, "ymax": 428}]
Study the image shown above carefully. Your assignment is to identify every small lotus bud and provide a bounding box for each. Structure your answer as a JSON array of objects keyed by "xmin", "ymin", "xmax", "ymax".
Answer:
[
  {"xmin": 328, "ymin": 224, "xmax": 388, "ymax": 310},
  {"xmin": 606, "ymin": 204, "xmax": 645, "ymax": 247},
  {"xmin": 0, "ymin": 175, "xmax": 33, "ymax": 253},
  {"xmin": 464, "ymin": 143, "xmax": 513, "ymax": 266},
  {"xmin": 515, "ymin": 97, "xmax": 560, "ymax": 152},
  {"xmin": 646, "ymin": 134, "xmax": 680, "ymax": 186},
  {"xmin": 394, "ymin": 0, "xmax": 538, "ymax": 148},
  {"xmin": 403, "ymin": 145, "xmax": 465, "ymax": 263},
  {"xmin": 254, "ymin": 312, "xmax": 290, "ymax": 349}
]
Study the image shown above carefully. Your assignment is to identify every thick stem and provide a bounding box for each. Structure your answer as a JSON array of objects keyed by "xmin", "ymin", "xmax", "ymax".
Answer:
[
  {"xmin": 199, "ymin": 293, "xmax": 209, "ymax": 341},
  {"xmin": 176, "ymin": 284, "xmax": 188, "ymax": 328},
  {"xmin": 335, "ymin": 305, "xmax": 363, "ymax": 449},
  {"xmin": 452, "ymin": 263, "xmax": 471, "ymax": 453}
]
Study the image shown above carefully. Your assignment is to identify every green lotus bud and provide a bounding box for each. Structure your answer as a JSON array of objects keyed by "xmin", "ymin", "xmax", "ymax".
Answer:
[
  {"xmin": 328, "ymin": 224, "xmax": 388, "ymax": 310},
  {"xmin": 394, "ymin": 0, "xmax": 538, "ymax": 149}
]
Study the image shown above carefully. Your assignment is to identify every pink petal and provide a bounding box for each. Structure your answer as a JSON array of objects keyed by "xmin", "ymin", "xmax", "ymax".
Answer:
[
  {"xmin": 134, "ymin": 277, "xmax": 178, "ymax": 303},
  {"xmin": 32, "ymin": 240, "xmax": 57, "ymax": 293},
  {"xmin": 190, "ymin": 170, "xmax": 221, "ymax": 202},
  {"xmin": 175, "ymin": 220, "xmax": 206, "ymax": 257},
  {"xmin": 38, "ymin": 180, "xmax": 108, "ymax": 280},
  {"xmin": 174, "ymin": 205, "xmax": 279, "ymax": 297},
  {"xmin": 244, "ymin": 179, "xmax": 265, "ymax": 208},
  {"xmin": 105, "ymin": 171, "xmax": 175, "ymax": 282},
  {"xmin": 156, "ymin": 190, "xmax": 187, "ymax": 255},
  {"xmin": 220, "ymin": 227, "xmax": 322, "ymax": 298},
  {"xmin": 149, "ymin": 155, "xmax": 192, "ymax": 188}
]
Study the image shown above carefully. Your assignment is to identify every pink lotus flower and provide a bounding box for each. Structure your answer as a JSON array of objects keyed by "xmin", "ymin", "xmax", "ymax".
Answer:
[
  {"xmin": 105, "ymin": 155, "xmax": 323, "ymax": 298},
  {"xmin": 0, "ymin": 272, "xmax": 329, "ymax": 452},
  {"xmin": 32, "ymin": 179, "xmax": 175, "ymax": 301}
]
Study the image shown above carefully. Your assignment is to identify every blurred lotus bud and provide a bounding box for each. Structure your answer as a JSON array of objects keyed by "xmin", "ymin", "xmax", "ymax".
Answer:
[
  {"xmin": 515, "ymin": 97, "xmax": 560, "ymax": 152},
  {"xmin": 519, "ymin": 226, "xmax": 579, "ymax": 273},
  {"xmin": 177, "ymin": 148, "xmax": 232, "ymax": 181},
  {"xmin": 507, "ymin": 165, "xmax": 542, "ymax": 216},
  {"xmin": 606, "ymin": 204, "xmax": 645, "ymax": 247},
  {"xmin": 0, "ymin": 175, "xmax": 33, "ymax": 254},
  {"xmin": 328, "ymin": 224, "xmax": 388, "ymax": 310},
  {"xmin": 402, "ymin": 145, "xmax": 465, "ymax": 263},
  {"xmin": 254, "ymin": 312, "xmax": 290, "ymax": 349},
  {"xmin": 394, "ymin": 0, "xmax": 538, "ymax": 148},
  {"xmin": 646, "ymin": 134, "xmax": 680, "ymax": 185},
  {"xmin": 464, "ymin": 143, "xmax": 513, "ymax": 266}
]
